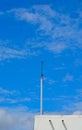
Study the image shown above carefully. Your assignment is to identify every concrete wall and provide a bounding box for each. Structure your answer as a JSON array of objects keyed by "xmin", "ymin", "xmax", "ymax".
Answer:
[{"xmin": 34, "ymin": 115, "xmax": 82, "ymax": 130}]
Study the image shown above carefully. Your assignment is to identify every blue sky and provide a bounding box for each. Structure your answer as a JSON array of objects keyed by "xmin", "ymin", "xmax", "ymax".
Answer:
[{"xmin": 0, "ymin": 0, "xmax": 82, "ymax": 129}]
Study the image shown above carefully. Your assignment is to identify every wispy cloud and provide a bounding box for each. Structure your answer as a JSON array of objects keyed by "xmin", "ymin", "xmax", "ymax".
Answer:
[
  {"xmin": 0, "ymin": 107, "xmax": 34, "ymax": 130},
  {"xmin": 46, "ymin": 42, "xmax": 67, "ymax": 54},
  {"xmin": 0, "ymin": 5, "xmax": 82, "ymax": 55},
  {"xmin": 63, "ymin": 74, "xmax": 73, "ymax": 82},
  {"xmin": 9, "ymin": 6, "xmax": 54, "ymax": 33},
  {"xmin": 44, "ymin": 77, "xmax": 56, "ymax": 86},
  {"xmin": 63, "ymin": 101, "xmax": 82, "ymax": 114},
  {"xmin": 0, "ymin": 87, "xmax": 31, "ymax": 104},
  {"xmin": 0, "ymin": 46, "xmax": 28, "ymax": 61},
  {"xmin": 0, "ymin": 87, "xmax": 16, "ymax": 95},
  {"xmin": 0, "ymin": 97, "xmax": 31, "ymax": 104},
  {"xmin": 75, "ymin": 59, "xmax": 82, "ymax": 66},
  {"xmin": 0, "ymin": 38, "xmax": 39, "ymax": 61},
  {"xmin": 0, "ymin": 12, "xmax": 4, "ymax": 15},
  {"xmin": 8, "ymin": 5, "xmax": 82, "ymax": 54}
]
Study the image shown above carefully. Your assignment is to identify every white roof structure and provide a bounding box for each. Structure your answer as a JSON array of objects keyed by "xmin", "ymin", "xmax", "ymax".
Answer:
[{"xmin": 34, "ymin": 115, "xmax": 82, "ymax": 130}]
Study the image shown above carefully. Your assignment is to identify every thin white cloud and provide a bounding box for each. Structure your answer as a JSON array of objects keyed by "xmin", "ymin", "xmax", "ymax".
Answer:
[
  {"xmin": 63, "ymin": 102, "xmax": 82, "ymax": 113},
  {"xmin": 0, "ymin": 5, "xmax": 82, "ymax": 55},
  {"xmin": 76, "ymin": 89, "xmax": 82, "ymax": 95},
  {"xmin": 0, "ymin": 46, "xmax": 28, "ymax": 61},
  {"xmin": 11, "ymin": 8, "xmax": 40, "ymax": 23},
  {"xmin": 75, "ymin": 88, "xmax": 82, "ymax": 100},
  {"xmin": 0, "ymin": 107, "xmax": 34, "ymax": 130},
  {"xmin": 0, "ymin": 38, "xmax": 38, "ymax": 61},
  {"xmin": 9, "ymin": 7, "xmax": 54, "ymax": 33},
  {"xmin": 0, "ymin": 12, "xmax": 4, "ymax": 15},
  {"xmin": 33, "ymin": 5, "xmax": 56, "ymax": 18},
  {"xmin": 11, "ymin": 6, "xmax": 82, "ymax": 53},
  {"xmin": 0, "ymin": 87, "xmax": 16, "ymax": 95},
  {"xmin": 46, "ymin": 42, "xmax": 67, "ymax": 54},
  {"xmin": 0, "ymin": 97, "xmax": 18, "ymax": 104},
  {"xmin": 0, "ymin": 96, "xmax": 31, "ymax": 104},
  {"xmin": 54, "ymin": 66, "xmax": 66, "ymax": 70},
  {"xmin": 0, "ymin": 87, "xmax": 31, "ymax": 104},
  {"xmin": 75, "ymin": 59, "xmax": 82, "ymax": 66},
  {"xmin": 63, "ymin": 74, "xmax": 73, "ymax": 82},
  {"xmin": 73, "ymin": 111, "xmax": 82, "ymax": 115},
  {"xmin": 44, "ymin": 77, "xmax": 56, "ymax": 85}
]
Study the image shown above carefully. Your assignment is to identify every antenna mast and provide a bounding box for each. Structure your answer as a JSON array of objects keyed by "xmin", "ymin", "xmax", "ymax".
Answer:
[{"xmin": 40, "ymin": 61, "xmax": 44, "ymax": 115}]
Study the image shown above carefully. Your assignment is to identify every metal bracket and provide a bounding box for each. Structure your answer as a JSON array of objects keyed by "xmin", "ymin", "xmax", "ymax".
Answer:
[
  {"xmin": 62, "ymin": 120, "xmax": 67, "ymax": 130},
  {"xmin": 49, "ymin": 120, "xmax": 55, "ymax": 130}
]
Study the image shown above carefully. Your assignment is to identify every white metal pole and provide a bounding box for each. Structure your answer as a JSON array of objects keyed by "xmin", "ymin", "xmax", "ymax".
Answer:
[
  {"xmin": 40, "ymin": 61, "xmax": 44, "ymax": 115},
  {"xmin": 40, "ymin": 77, "xmax": 43, "ymax": 115}
]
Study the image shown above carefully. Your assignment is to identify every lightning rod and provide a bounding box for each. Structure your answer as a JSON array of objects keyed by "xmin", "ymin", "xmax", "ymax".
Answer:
[{"xmin": 40, "ymin": 61, "xmax": 44, "ymax": 115}]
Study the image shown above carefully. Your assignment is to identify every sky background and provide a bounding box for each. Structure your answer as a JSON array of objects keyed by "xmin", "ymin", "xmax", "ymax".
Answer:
[{"xmin": 0, "ymin": 0, "xmax": 82, "ymax": 130}]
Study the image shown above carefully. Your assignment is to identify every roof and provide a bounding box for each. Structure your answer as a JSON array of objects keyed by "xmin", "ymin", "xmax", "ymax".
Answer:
[{"xmin": 34, "ymin": 115, "xmax": 82, "ymax": 130}]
